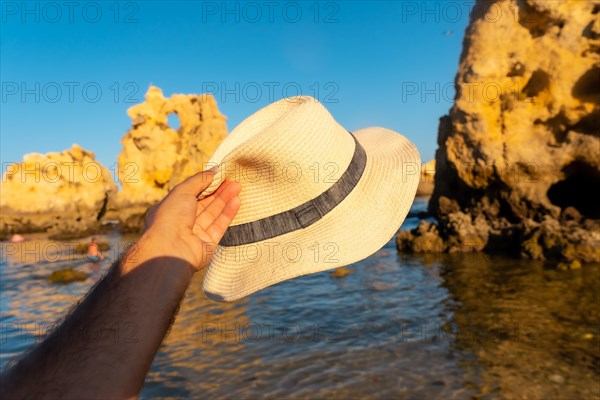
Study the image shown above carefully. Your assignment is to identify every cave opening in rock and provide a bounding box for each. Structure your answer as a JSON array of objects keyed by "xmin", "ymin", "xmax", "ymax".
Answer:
[
  {"xmin": 572, "ymin": 66, "xmax": 600, "ymax": 103},
  {"xmin": 522, "ymin": 69, "xmax": 550, "ymax": 98},
  {"xmin": 548, "ymin": 161, "xmax": 600, "ymax": 219},
  {"xmin": 167, "ymin": 113, "xmax": 181, "ymax": 130},
  {"xmin": 571, "ymin": 108, "xmax": 600, "ymax": 137},
  {"xmin": 96, "ymin": 194, "xmax": 108, "ymax": 221},
  {"xmin": 517, "ymin": 0, "xmax": 564, "ymax": 37}
]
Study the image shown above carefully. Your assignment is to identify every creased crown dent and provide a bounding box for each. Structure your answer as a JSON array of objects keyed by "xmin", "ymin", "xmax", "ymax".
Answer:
[{"xmin": 199, "ymin": 97, "xmax": 356, "ymax": 225}]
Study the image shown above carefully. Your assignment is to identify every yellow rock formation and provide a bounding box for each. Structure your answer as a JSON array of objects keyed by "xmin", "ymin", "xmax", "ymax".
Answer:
[
  {"xmin": 115, "ymin": 86, "xmax": 228, "ymax": 231},
  {"xmin": 416, "ymin": 159, "xmax": 436, "ymax": 196},
  {"xmin": 422, "ymin": 0, "xmax": 599, "ymax": 261},
  {"xmin": 0, "ymin": 145, "xmax": 117, "ymax": 237}
]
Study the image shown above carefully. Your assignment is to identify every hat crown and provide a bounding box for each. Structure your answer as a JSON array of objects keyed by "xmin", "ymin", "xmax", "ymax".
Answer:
[{"xmin": 206, "ymin": 96, "xmax": 356, "ymax": 225}]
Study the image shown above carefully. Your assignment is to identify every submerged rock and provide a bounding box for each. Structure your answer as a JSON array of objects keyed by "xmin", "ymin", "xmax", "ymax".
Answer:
[
  {"xmin": 115, "ymin": 86, "xmax": 227, "ymax": 231},
  {"xmin": 330, "ymin": 267, "xmax": 352, "ymax": 278},
  {"xmin": 397, "ymin": 222, "xmax": 446, "ymax": 253},
  {"xmin": 557, "ymin": 260, "xmax": 582, "ymax": 271},
  {"xmin": 403, "ymin": 0, "xmax": 600, "ymax": 262},
  {"xmin": 48, "ymin": 268, "xmax": 88, "ymax": 284},
  {"xmin": 0, "ymin": 145, "xmax": 117, "ymax": 238}
]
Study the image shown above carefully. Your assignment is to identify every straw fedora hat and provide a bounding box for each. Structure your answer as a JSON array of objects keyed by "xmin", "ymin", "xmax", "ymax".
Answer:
[{"xmin": 199, "ymin": 96, "xmax": 421, "ymax": 301}]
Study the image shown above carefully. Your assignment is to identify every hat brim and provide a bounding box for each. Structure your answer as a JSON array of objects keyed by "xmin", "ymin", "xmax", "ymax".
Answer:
[{"xmin": 202, "ymin": 127, "xmax": 421, "ymax": 301}]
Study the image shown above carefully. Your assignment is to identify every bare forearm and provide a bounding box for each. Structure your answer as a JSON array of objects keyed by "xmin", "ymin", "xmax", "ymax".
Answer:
[
  {"xmin": 0, "ymin": 169, "xmax": 241, "ymax": 399},
  {"xmin": 0, "ymin": 233, "xmax": 194, "ymax": 399}
]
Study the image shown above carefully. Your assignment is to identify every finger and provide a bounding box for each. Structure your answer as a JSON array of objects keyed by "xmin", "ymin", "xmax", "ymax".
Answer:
[
  {"xmin": 144, "ymin": 201, "xmax": 161, "ymax": 226},
  {"xmin": 196, "ymin": 178, "xmax": 231, "ymax": 216},
  {"xmin": 172, "ymin": 168, "xmax": 217, "ymax": 197},
  {"xmin": 197, "ymin": 181, "xmax": 242, "ymax": 231},
  {"xmin": 206, "ymin": 196, "xmax": 241, "ymax": 243},
  {"xmin": 146, "ymin": 203, "xmax": 158, "ymax": 219}
]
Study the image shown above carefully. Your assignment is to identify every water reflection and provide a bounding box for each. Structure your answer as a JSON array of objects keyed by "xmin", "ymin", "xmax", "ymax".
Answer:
[
  {"xmin": 145, "ymin": 273, "xmax": 252, "ymax": 398},
  {"xmin": 0, "ymin": 232, "xmax": 133, "ymax": 366},
  {"xmin": 439, "ymin": 252, "xmax": 600, "ymax": 399},
  {"xmin": 1, "ymin": 209, "xmax": 598, "ymax": 398},
  {"xmin": 140, "ymin": 241, "xmax": 477, "ymax": 399}
]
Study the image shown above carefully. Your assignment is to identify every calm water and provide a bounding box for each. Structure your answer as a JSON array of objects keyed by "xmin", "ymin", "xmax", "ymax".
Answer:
[{"xmin": 1, "ymin": 199, "xmax": 599, "ymax": 399}]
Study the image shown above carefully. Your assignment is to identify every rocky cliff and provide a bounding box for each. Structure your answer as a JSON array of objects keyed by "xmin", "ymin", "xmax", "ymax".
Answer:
[
  {"xmin": 0, "ymin": 145, "xmax": 117, "ymax": 238},
  {"xmin": 115, "ymin": 86, "xmax": 227, "ymax": 231},
  {"xmin": 416, "ymin": 160, "xmax": 436, "ymax": 196},
  {"xmin": 400, "ymin": 0, "xmax": 600, "ymax": 262}
]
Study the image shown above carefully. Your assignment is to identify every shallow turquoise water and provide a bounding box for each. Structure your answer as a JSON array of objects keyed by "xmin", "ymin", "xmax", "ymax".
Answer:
[{"xmin": 1, "ymin": 199, "xmax": 599, "ymax": 399}]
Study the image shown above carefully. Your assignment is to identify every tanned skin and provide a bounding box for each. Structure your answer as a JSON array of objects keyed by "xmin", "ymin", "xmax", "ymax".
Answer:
[{"xmin": 0, "ymin": 169, "xmax": 241, "ymax": 399}]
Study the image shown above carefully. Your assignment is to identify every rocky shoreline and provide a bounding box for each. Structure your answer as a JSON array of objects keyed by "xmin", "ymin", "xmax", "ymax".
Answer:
[
  {"xmin": 114, "ymin": 86, "xmax": 227, "ymax": 232},
  {"xmin": 1, "ymin": 87, "xmax": 227, "ymax": 238},
  {"xmin": 398, "ymin": 0, "xmax": 600, "ymax": 263},
  {"xmin": 2, "ymin": 1, "xmax": 599, "ymax": 265},
  {"xmin": 0, "ymin": 145, "xmax": 116, "ymax": 239}
]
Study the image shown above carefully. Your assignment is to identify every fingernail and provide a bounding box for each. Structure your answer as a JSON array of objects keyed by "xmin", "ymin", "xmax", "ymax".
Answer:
[{"xmin": 207, "ymin": 164, "xmax": 219, "ymax": 173}]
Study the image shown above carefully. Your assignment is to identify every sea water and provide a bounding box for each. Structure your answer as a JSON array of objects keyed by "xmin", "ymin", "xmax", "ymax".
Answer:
[{"xmin": 1, "ymin": 198, "xmax": 598, "ymax": 399}]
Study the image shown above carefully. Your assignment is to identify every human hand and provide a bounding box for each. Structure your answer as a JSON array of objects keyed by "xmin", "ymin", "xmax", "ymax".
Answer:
[{"xmin": 139, "ymin": 168, "xmax": 241, "ymax": 272}]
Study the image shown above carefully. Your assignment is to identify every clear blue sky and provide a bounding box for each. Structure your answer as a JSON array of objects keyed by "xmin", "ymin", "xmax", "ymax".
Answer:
[{"xmin": 1, "ymin": 1, "xmax": 470, "ymax": 174}]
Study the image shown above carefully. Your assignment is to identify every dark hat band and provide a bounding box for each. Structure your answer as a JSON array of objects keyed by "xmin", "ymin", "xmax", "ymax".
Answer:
[{"xmin": 220, "ymin": 132, "xmax": 367, "ymax": 246}]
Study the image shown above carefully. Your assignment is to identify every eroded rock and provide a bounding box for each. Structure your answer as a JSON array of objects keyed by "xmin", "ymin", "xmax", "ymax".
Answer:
[
  {"xmin": 115, "ymin": 86, "xmax": 227, "ymax": 231},
  {"xmin": 0, "ymin": 145, "xmax": 116, "ymax": 238},
  {"xmin": 403, "ymin": 0, "xmax": 600, "ymax": 263},
  {"xmin": 397, "ymin": 221, "xmax": 447, "ymax": 253}
]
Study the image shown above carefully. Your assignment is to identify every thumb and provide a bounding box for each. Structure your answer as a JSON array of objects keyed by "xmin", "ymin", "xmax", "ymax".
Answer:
[{"xmin": 172, "ymin": 167, "xmax": 217, "ymax": 197}]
